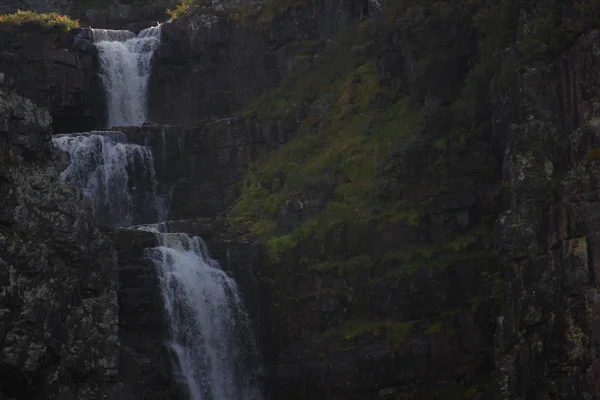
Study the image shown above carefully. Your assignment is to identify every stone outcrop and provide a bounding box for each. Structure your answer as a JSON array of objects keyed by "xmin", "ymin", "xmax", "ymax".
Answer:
[
  {"xmin": 0, "ymin": 89, "xmax": 120, "ymax": 399},
  {"xmin": 0, "ymin": 25, "xmax": 103, "ymax": 133},
  {"xmin": 73, "ymin": 0, "xmax": 178, "ymax": 31},
  {"xmin": 492, "ymin": 29, "xmax": 600, "ymax": 400},
  {"xmin": 0, "ymin": 0, "xmax": 72, "ymax": 15},
  {"xmin": 148, "ymin": 0, "xmax": 363, "ymax": 126}
]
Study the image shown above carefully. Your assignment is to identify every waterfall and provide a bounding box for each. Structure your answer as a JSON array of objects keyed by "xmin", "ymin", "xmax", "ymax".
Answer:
[
  {"xmin": 144, "ymin": 229, "xmax": 264, "ymax": 400},
  {"xmin": 92, "ymin": 29, "xmax": 136, "ymax": 42},
  {"xmin": 51, "ymin": 20, "xmax": 265, "ymax": 400},
  {"xmin": 93, "ymin": 25, "xmax": 161, "ymax": 128},
  {"xmin": 52, "ymin": 131, "xmax": 165, "ymax": 227}
]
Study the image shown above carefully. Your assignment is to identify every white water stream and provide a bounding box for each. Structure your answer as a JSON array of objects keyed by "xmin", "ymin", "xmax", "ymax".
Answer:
[
  {"xmin": 52, "ymin": 24, "xmax": 264, "ymax": 399},
  {"xmin": 143, "ymin": 226, "xmax": 263, "ymax": 400},
  {"xmin": 52, "ymin": 131, "xmax": 165, "ymax": 226},
  {"xmin": 93, "ymin": 25, "xmax": 161, "ymax": 127}
]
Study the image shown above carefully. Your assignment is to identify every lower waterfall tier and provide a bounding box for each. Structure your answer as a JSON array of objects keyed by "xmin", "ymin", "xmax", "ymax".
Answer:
[{"xmin": 113, "ymin": 225, "xmax": 265, "ymax": 400}]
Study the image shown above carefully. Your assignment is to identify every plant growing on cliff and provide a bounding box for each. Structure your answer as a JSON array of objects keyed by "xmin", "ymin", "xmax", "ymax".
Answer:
[
  {"xmin": 167, "ymin": 0, "xmax": 206, "ymax": 18},
  {"xmin": 0, "ymin": 10, "xmax": 79, "ymax": 31}
]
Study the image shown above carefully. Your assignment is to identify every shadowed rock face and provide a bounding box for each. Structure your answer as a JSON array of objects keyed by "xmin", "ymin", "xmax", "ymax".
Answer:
[
  {"xmin": 148, "ymin": 1, "xmax": 361, "ymax": 126},
  {"xmin": 111, "ymin": 227, "xmax": 187, "ymax": 400},
  {"xmin": 0, "ymin": 25, "xmax": 104, "ymax": 134},
  {"xmin": 0, "ymin": 0, "xmax": 72, "ymax": 15},
  {"xmin": 6, "ymin": 2, "xmax": 600, "ymax": 400},
  {"xmin": 136, "ymin": 8, "xmax": 600, "ymax": 400},
  {"xmin": 0, "ymin": 90, "xmax": 120, "ymax": 399},
  {"xmin": 117, "ymin": 120, "xmax": 293, "ymax": 221},
  {"xmin": 491, "ymin": 30, "xmax": 600, "ymax": 400}
]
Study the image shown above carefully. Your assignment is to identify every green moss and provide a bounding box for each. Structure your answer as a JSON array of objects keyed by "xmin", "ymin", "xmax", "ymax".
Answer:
[
  {"xmin": 167, "ymin": 0, "xmax": 201, "ymax": 18},
  {"xmin": 312, "ymin": 255, "xmax": 373, "ymax": 273},
  {"xmin": 383, "ymin": 245, "xmax": 437, "ymax": 264},
  {"xmin": 444, "ymin": 225, "xmax": 488, "ymax": 253},
  {"xmin": 207, "ymin": 0, "xmax": 310, "ymax": 29},
  {"xmin": 233, "ymin": 32, "xmax": 423, "ymax": 260},
  {"xmin": 254, "ymin": 0, "xmax": 311, "ymax": 30},
  {"xmin": 434, "ymin": 138, "xmax": 447, "ymax": 151},
  {"xmin": 0, "ymin": 10, "xmax": 79, "ymax": 31},
  {"xmin": 425, "ymin": 320, "xmax": 445, "ymax": 335},
  {"xmin": 377, "ymin": 199, "xmax": 433, "ymax": 229},
  {"xmin": 588, "ymin": 147, "xmax": 600, "ymax": 161},
  {"xmin": 320, "ymin": 319, "xmax": 414, "ymax": 348},
  {"xmin": 371, "ymin": 250, "xmax": 494, "ymax": 284},
  {"xmin": 266, "ymin": 234, "xmax": 295, "ymax": 261}
]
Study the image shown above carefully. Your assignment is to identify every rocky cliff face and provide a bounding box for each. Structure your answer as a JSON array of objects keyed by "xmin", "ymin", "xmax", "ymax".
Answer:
[
  {"xmin": 140, "ymin": 1, "xmax": 600, "ymax": 399},
  {"xmin": 0, "ymin": 0, "xmax": 72, "ymax": 15},
  {"xmin": 5, "ymin": 1, "xmax": 600, "ymax": 400},
  {"xmin": 0, "ymin": 24, "xmax": 102, "ymax": 133},
  {"xmin": 0, "ymin": 90, "xmax": 120, "ymax": 399},
  {"xmin": 492, "ymin": 29, "xmax": 600, "ymax": 400},
  {"xmin": 111, "ymin": 228, "xmax": 186, "ymax": 400},
  {"xmin": 148, "ymin": 0, "xmax": 363, "ymax": 125}
]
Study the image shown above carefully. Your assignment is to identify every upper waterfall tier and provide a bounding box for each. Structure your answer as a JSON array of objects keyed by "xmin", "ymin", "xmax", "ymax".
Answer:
[
  {"xmin": 93, "ymin": 25, "xmax": 161, "ymax": 128},
  {"xmin": 92, "ymin": 29, "xmax": 136, "ymax": 42}
]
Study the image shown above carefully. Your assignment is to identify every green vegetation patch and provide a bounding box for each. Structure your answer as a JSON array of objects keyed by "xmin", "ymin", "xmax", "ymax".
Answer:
[
  {"xmin": 319, "ymin": 319, "xmax": 414, "ymax": 348},
  {"xmin": 0, "ymin": 10, "xmax": 79, "ymax": 31},
  {"xmin": 233, "ymin": 26, "xmax": 423, "ymax": 261},
  {"xmin": 167, "ymin": 0, "xmax": 201, "ymax": 18},
  {"xmin": 236, "ymin": 0, "xmax": 311, "ymax": 30},
  {"xmin": 169, "ymin": 0, "xmax": 310, "ymax": 29}
]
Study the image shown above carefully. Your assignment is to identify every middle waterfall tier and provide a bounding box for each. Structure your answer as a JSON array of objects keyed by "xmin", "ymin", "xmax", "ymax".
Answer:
[{"xmin": 53, "ymin": 130, "xmax": 167, "ymax": 227}]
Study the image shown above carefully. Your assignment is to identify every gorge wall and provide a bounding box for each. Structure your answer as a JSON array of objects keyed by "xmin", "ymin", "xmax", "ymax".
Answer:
[
  {"xmin": 5, "ymin": 0, "xmax": 600, "ymax": 400},
  {"xmin": 0, "ymin": 91, "xmax": 120, "ymax": 398},
  {"xmin": 0, "ymin": 0, "xmax": 72, "ymax": 15}
]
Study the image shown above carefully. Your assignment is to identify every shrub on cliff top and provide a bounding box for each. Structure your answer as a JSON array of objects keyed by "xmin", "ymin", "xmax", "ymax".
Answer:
[
  {"xmin": 0, "ymin": 10, "xmax": 79, "ymax": 31},
  {"xmin": 167, "ymin": 0, "xmax": 208, "ymax": 18}
]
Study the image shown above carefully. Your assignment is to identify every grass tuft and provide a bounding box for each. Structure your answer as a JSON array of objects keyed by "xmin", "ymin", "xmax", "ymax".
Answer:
[{"xmin": 0, "ymin": 10, "xmax": 79, "ymax": 31}]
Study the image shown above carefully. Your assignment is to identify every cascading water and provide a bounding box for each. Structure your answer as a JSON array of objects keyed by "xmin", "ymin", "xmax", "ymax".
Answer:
[
  {"xmin": 144, "ymin": 228, "xmax": 264, "ymax": 400},
  {"xmin": 52, "ymin": 131, "xmax": 165, "ymax": 226},
  {"xmin": 52, "ymin": 20, "xmax": 264, "ymax": 400},
  {"xmin": 93, "ymin": 25, "xmax": 161, "ymax": 128},
  {"xmin": 92, "ymin": 29, "xmax": 136, "ymax": 42}
]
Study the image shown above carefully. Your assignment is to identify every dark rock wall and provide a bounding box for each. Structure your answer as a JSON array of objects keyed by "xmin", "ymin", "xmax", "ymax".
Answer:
[
  {"xmin": 111, "ymin": 228, "xmax": 187, "ymax": 400},
  {"xmin": 73, "ymin": 0, "xmax": 178, "ymax": 30},
  {"xmin": 137, "ymin": 3, "xmax": 600, "ymax": 400},
  {"xmin": 0, "ymin": 89, "xmax": 120, "ymax": 399},
  {"xmin": 0, "ymin": 26, "xmax": 102, "ymax": 133},
  {"xmin": 118, "ymin": 118, "xmax": 293, "ymax": 220},
  {"xmin": 148, "ymin": 0, "xmax": 362, "ymax": 126},
  {"xmin": 492, "ymin": 29, "xmax": 600, "ymax": 400},
  {"xmin": 5, "ymin": 1, "xmax": 600, "ymax": 400},
  {"xmin": 0, "ymin": 0, "xmax": 72, "ymax": 15},
  {"xmin": 232, "ymin": 138, "xmax": 503, "ymax": 399}
]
